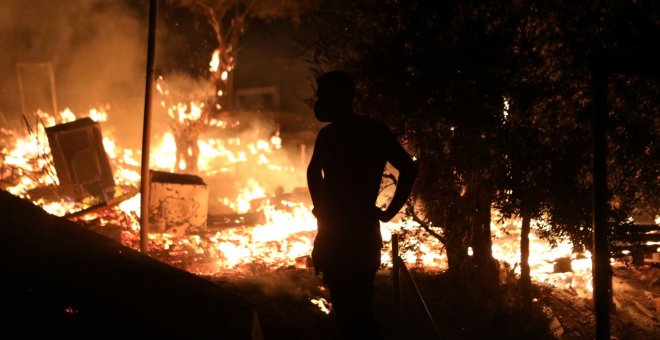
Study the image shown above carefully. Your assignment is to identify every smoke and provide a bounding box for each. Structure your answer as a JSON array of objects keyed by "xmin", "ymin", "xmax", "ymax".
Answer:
[
  {"xmin": 0, "ymin": 1, "xmax": 318, "ymax": 193},
  {"xmin": 0, "ymin": 0, "xmax": 148, "ymax": 147},
  {"xmin": 221, "ymin": 270, "xmax": 326, "ymax": 300},
  {"xmin": 198, "ymin": 108, "xmax": 308, "ymax": 206}
]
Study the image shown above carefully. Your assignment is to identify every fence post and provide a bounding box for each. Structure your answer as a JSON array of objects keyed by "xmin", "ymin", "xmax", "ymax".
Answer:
[
  {"xmin": 591, "ymin": 52, "xmax": 611, "ymax": 340},
  {"xmin": 392, "ymin": 233, "xmax": 401, "ymax": 339}
]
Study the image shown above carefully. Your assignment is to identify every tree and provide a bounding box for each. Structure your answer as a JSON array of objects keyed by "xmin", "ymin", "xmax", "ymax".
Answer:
[
  {"xmin": 176, "ymin": 0, "xmax": 319, "ymax": 112},
  {"xmin": 496, "ymin": 0, "xmax": 660, "ymax": 254},
  {"xmin": 310, "ymin": 0, "xmax": 659, "ymax": 299},
  {"xmin": 161, "ymin": 0, "xmax": 319, "ymax": 173}
]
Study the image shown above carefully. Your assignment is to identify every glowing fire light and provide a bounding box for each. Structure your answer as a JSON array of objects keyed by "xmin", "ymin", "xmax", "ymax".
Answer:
[
  {"xmin": 168, "ymin": 102, "xmax": 203, "ymax": 122},
  {"xmin": 0, "ymin": 106, "xmax": 618, "ymax": 298},
  {"xmin": 310, "ymin": 298, "xmax": 332, "ymax": 314},
  {"xmin": 209, "ymin": 49, "xmax": 220, "ymax": 73},
  {"xmin": 60, "ymin": 108, "xmax": 77, "ymax": 122}
]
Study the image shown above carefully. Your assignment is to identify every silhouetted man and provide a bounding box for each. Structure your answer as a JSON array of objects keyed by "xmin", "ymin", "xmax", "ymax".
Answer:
[{"xmin": 308, "ymin": 71, "xmax": 418, "ymax": 339}]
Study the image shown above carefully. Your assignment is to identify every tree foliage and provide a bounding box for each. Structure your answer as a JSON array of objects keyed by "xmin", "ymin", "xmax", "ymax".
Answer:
[{"xmin": 310, "ymin": 0, "xmax": 660, "ymax": 279}]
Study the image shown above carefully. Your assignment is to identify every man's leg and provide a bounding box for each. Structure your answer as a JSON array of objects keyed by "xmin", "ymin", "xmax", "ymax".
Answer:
[{"xmin": 326, "ymin": 268, "xmax": 381, "ymax": 339}]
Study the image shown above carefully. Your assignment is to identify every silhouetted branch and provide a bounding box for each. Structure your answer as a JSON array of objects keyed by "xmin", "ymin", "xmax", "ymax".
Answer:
[{"xmin": 409, "ymin": 205, "xmax": 445, "ymax": 243}]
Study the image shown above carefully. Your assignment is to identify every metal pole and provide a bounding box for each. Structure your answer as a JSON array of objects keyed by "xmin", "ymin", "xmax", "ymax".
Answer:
[
  {"xmin": 392, "ymin": 233, "xmax": 401, "ymax": 339},
  {"xmin": 591, "ymin": 54, "xmax": 611, "ymax": 340},
  {"xmin": 521, "ymin": 213, "xmax": 532, "ymax": 310},
  {"xmin": 140, "ymin": 0, "xmax": 158, "ymax": 254},
  {"xmin": 46, "ymin": 63, "xmax": 59, "ymax": 121},
  {"xmin": 16, "ymin": 64, "xmax": 28, "ymax": 122}
]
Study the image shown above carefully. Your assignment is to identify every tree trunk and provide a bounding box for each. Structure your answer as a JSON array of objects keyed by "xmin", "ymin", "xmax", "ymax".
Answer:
[
  {"xmin": 470, "ymin": 191, "xmax": 499, "ymax": 298},
  {"xmin": 443, "ymin": 204, "xmax": 471, "ymax": 285},
  {"xmin": 444, "ymin": 185, "xmax": 498, "ymax": 294},
  {"xmin": 471, "ymin": 196, "xmax": 496, "ymax": 276},
  {"xmin": 446, "ymin": 228, "xmax": 469, "ymax": 276},
  {"xmin": 520, "ymin": 212, "xmax": 532, "ymax": 309}
]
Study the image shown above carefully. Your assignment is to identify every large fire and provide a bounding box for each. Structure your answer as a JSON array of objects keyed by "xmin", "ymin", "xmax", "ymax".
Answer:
[
  {"xmin": 0, "ymin": 103, "xmax": 598, "ymax": 296},
  {"xmin": 0, "ymin": 41, "xmax": 604, "ymax": 296}
]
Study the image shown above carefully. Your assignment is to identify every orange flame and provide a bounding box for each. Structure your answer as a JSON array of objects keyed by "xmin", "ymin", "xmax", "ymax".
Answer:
[
  {"xmin": 209, "ymin": 49, "xmax": 220, "ymax": 73},
  {"xmin": 0, "ymin": 107, "xmax": 616, "ymax": 298}
]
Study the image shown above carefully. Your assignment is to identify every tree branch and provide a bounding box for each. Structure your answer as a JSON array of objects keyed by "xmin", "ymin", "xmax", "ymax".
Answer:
[{"xmin": 409, "ymin": 205, "xmax": 445, "ymax": 243}]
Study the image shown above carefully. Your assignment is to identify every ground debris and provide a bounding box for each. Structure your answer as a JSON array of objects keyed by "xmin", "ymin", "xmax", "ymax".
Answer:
[
  {"xmin": 539, "ymin": 264, "xmax": 660, "ymax": 339},
  {"xmin": 542, "ymin": 305, "xmax": 565, "ymax": 338}
]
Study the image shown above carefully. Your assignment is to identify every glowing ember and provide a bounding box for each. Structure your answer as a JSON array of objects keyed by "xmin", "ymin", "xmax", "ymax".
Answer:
[
  {"xmin": 491, "ymin": 218, "xmax": 594, "ymax": 295},
  {"xmin": 209, "ymin": 49, "xmax": 220, "ymax": 73},
  {"xmin": 310, "ymin": 297, "xmax": 332, "ymax": 314},
  {"xmin": 168, "ymin": 102, "xmax": 203, "ymax": 122},
  {"xmin": 59, "ymin": 108, "xmax": 77, "ymax": 123}
]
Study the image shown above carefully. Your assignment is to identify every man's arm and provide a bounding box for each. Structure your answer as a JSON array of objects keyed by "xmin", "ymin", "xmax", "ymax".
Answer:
[
  {"xmin": 378, "ymin": 136, "xmax": 418, "ymax": 222},
  {"xmin": 307, "ymin": 131, "xmax": 325, "ymax": 216}
]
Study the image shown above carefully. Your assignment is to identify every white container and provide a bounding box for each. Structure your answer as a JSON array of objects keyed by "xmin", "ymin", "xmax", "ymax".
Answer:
[{"xmin": 148, "ymin": 171, "xmax": 208, "ymax": 236}]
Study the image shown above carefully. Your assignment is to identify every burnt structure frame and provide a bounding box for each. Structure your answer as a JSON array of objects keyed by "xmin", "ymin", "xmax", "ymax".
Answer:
[{"xmin": 16, "ymin": 62, "xmax": 59, "ymax": 123}]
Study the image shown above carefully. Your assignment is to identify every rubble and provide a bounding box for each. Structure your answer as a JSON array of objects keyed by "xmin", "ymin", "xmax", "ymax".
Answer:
[{"xmin": 45, "ymin": 118, "xmax": 115, "ymax": 200}]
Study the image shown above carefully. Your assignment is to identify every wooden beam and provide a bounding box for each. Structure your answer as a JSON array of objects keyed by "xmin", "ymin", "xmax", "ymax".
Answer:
[{"xmin": 140, "ymin": 0, "xmax": 158, "ymax": 253}]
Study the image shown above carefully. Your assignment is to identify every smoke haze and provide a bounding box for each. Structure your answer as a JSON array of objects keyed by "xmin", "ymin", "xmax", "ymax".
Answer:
[
  {"xmin": 0, "ymin": 0, "xmax": 148, "ymax": 147},
  {"xmin": 0, "ymin": 1, "xmax": 318, "ymax": 149}
]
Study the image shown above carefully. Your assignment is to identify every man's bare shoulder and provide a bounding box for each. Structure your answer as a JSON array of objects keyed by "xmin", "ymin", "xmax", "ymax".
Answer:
[{"xmin": 356, "ymin": 116, "xmax": 395, "ymax": 138}]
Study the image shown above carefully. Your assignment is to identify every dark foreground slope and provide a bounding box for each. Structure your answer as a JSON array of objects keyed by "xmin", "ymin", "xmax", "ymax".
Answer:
[{"xmin": 0, "ymin": 190, "xmax": 256, "ymax": 339}]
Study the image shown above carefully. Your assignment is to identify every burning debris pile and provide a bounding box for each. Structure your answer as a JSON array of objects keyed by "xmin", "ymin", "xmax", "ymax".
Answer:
[
  {"xmin": 6, "ymin": 98, "xmax": 658, "ymax": 338},
  {"xmin": 0, "ymin": 104, "xmax": 320, "ymax": 274},
  {"xmin": 1, "ymin": 40, "xmax": 650, "ymax": 299},
  {"xmin": 1, "ymin": 103, "xmax": 607, "ymax": 296}
]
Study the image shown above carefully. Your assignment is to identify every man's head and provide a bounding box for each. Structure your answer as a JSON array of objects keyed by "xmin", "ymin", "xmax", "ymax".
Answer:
[{"xmin": 314, "ymin": 70, "xmax": 355, "ymax": 123}]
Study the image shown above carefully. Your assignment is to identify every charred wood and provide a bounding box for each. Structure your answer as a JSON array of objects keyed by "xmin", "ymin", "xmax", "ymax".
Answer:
[
  {"xmin": 64, "ymin": 187, "xmax": 139, "ymax": 219},
  {"xmin": 207, "ymin": 211, "xmax": 265, "ymax": 229}
]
